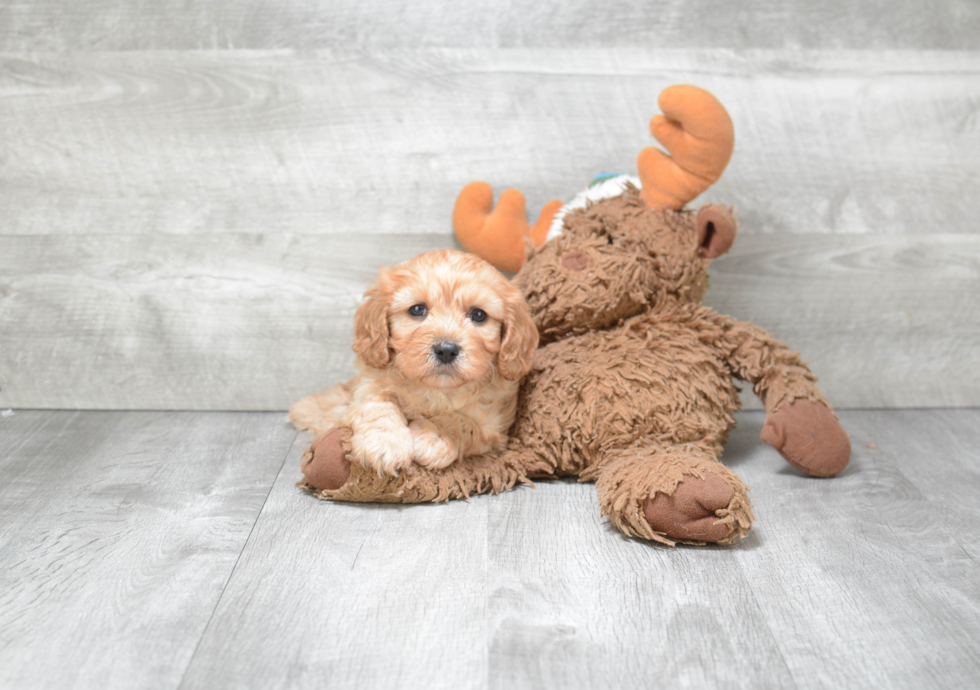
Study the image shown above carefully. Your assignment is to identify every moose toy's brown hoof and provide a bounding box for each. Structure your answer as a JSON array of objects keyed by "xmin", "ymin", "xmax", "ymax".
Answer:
[
  {"xmin": 761, "ymin": 400, "xmax": 851, "ymax": 478},
  {"xmin": 300, "ymin": 428, "xmax": 352, "ymax": 492},
  {"xmin": 644, "ymin": 473, "xmax": 735, "ymax": 543}
]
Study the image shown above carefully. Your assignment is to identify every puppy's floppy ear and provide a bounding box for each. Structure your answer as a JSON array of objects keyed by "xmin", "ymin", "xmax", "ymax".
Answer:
[
  {"xmin": 352, "ymin": 269, "xmax": 392, "ymax": 369},
  {"xmin": 498, "ymin": 284, "xmax": 539, "ymax": 381}
]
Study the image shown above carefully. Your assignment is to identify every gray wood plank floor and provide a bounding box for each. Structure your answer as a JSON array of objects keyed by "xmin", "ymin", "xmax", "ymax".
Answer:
[
  {"xmin": 1, "ymin": 408, "xmax": 978, "ymax": 689},
  {"xmin": 0, "ymin": 410, "xmax": 296, "ymax": 689}
]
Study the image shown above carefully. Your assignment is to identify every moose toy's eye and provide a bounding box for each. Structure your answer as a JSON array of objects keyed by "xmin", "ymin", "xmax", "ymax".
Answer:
[
  {"xmin": 469, "ymin": 308, "xmax": 487, "ymax": 323},
  {"xmin": 408, "ymin": 304, "xmax": 427, "ymax": 318}
]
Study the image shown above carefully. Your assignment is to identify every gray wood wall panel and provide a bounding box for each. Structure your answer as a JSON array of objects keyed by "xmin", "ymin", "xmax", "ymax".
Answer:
[
  {"xmin": 0, "ymin": 232, "xmax": 450, "ymax": 410},
  {"xmin": 2, "ymin": 232, "xmax": 976, "ymax": 411},
  {"xmin": 707, "ymin": 233, "xmax": 980, "ymax": 410},
  {"xmin": 0, "ymin": 410, "xmax": 295, "ymax": 690},
  {"xmin": 2, "ymin": 50, "xmax": 977, "ymax": 238},
  {"xmin": 1, "ymin": 1, "xmax": 977, "ymax": 51}
]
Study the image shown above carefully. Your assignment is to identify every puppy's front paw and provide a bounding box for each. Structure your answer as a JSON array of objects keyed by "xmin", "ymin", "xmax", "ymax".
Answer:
[
  {"xmin": 410, "ymin": 419, "xmax": 458, "ymax": 470},
  {"xmin": 350, "ymin": 421, "xmax": 414, "ymax": 477}
]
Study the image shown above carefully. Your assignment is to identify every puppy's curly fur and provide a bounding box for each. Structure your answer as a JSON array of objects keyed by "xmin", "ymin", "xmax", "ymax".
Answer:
[{"xmin": 289, "ymin": 249, "xmax": 537, "ymax": 476}]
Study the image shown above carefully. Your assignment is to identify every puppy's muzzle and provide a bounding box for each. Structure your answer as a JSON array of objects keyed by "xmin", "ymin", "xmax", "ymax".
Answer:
[{"xmin": 432, "ymin": 339, "xmax": 461, "ymax": 365}]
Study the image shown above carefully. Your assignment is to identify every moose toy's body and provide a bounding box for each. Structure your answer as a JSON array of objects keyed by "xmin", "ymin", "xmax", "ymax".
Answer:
[{"xmin": 293, "ymin": 85, "xmax": 850, "ymax": 545}]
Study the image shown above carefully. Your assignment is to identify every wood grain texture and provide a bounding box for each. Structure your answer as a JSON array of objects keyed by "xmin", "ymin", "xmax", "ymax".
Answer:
[
  {"xmin": 2, "ymin": 50, "xmax": 978, "ymax": 238},
  {"xmin": 0, "ymin": 232, "xmax": 452, "ymax": 410},
  {"xmin": 1, "ymin": 410, "xmax": 978, "ymax": 689},
  {"xmin": 706, "ymin": 233, "xmax": 980, "ymax": 410},
  {"xmin": 484, "ymin": 480, "xmax": 795, "ymax": 689},
  {"xmin": 1, "ymin": 0, "xmax": 977, "ymax": 51},
  {"xmin": 1, "ymin": 232, "xmax": 977, "ymax": 411},
  {"xmin": 483, "ymin": 411, "xmax": 980, "ymax": 687},
  {"xmin": 169, "ymin": 409, "xmax": 980, "ymax": 689},
  {"xmin": 2, "ymin": 1, "xmax": 978, "ymax": 687},
  {"xmin": 179, "ymin": 432, "xmax": 492, "ymax": 690},
  {"xmin": 835, "ymin": 409, "xmax": 980, "ymax": 564},
  {"xmin": 0, "ymin": 410, "xmax": 295, "ymax": 690},
  {"xmin": 727, "ymin": 410, "xmax": 980, "ymax": 688}
]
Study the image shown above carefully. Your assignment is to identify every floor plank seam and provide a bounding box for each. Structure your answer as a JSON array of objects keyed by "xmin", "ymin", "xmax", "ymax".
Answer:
[
  {"xmin": 735, "ymin": 556, "xmax": 800, "ymax": 689},
  {"xmin": 949, "ymin": 532, "xmax": 980, "ymax": 569},
  {"xmin": 173, "ymin": 425, "xmax": 298, "ymax": 690}
]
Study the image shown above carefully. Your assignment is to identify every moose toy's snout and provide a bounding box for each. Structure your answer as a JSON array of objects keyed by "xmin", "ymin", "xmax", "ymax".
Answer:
[{"xmin": 561, "ymin": 251, "xmax": 589, "ymax": 271}]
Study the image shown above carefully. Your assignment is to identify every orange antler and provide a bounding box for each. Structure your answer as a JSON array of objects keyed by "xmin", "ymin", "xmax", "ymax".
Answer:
[
  {"xmin": 637, "ymin": 85, "xmax": 735, "ymax": 210},
  {"xmin": 452, "ymin": 182, "xmax": 563, "ymax": 272}
]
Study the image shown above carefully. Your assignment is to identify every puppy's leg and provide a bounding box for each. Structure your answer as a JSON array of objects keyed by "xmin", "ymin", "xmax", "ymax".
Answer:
[
  {"xmin": 409, "ymin": 418, "xmax": 458, "ymax": 470},
  {"xmin": 411, "ymin": 413, "xmax": 505, "ymax": 470},
  {"xmin": 301, "ymin": 431, "xmax": 542, "ymax": 503},
  {"xmin": 288, "ymin": 377, "xmax": 357, "ymax": 435},
  {"xmin": 345, "ymin": 399, "xmax": 414, "ymax": 476}
]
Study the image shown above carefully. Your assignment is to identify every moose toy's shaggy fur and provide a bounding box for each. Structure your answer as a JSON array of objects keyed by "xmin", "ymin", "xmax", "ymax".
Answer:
[{"xmin": 294, "ymin": 85, "xmax": 850, "ymax": 545}]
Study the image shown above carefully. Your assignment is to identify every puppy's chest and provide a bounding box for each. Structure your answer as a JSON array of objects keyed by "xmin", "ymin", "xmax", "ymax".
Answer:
[{"xmin": 396, "ymin": 387, "xmax": 506, "ymax": 426}]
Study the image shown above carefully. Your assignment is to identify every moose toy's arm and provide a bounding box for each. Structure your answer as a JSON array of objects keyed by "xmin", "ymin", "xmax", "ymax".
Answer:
[{"xmin": 720, "ymin": 319, "xmax": 851, "ymax": 477}]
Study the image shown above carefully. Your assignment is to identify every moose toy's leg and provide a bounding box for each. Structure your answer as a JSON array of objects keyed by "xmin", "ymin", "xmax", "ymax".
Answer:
[
  {"xmin": 298, "ymin": 429, "xmax": 541, "ymax": 504},
  {"xmin": 588, "ymin": 440, "xmax": 754, "ymax": 546}
]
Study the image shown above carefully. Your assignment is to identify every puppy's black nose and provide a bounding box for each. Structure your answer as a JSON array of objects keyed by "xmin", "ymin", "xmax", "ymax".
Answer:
[{"xmin": 432, "ymin": 340, "xmax": 460, "ymax": 364}]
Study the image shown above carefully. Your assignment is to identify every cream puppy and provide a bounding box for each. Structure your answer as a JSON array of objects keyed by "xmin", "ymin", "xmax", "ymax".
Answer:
[{"xmin": 289, "ymin": 249, "xmax": 537, "ymax": 476}]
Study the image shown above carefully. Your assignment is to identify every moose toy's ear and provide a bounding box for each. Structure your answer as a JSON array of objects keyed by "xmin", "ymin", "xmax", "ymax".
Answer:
[{"xmin": 695, "ymin": 204, "xmax": 737, "ymax": 259}]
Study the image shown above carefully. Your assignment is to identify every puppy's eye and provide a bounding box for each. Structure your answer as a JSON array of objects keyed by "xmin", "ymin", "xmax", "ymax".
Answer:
[
  {"xmin": 469, "ymin": 308, "xmax": 487, "ymax": 323},
  {"xmin": 408, "ymin": 304, "xmax": 427, "ymax": 318}
]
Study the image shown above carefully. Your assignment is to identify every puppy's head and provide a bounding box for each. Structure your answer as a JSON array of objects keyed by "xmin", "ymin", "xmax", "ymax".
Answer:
[{"xmin": 353, "ymin": 249, "xmax": 537, "ymax": 388}]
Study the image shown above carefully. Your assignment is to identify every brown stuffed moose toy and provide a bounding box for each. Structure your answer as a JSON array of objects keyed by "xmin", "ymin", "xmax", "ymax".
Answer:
[{"xmin": 291, "ymin": 84, "xmax": 850, "ymax": 545}]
